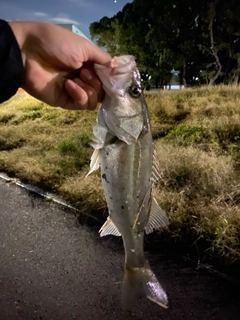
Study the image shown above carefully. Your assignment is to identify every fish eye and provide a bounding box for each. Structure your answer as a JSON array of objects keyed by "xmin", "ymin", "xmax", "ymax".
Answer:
[{"xmin": 129, "ymin": 86, "xmax": 141, "ymax": 98}]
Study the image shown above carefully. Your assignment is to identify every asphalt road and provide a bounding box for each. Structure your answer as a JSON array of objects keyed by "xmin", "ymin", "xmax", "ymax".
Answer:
[{"xmin": 0, "ymin": 178, "xmax": 240, "ymax": 320}]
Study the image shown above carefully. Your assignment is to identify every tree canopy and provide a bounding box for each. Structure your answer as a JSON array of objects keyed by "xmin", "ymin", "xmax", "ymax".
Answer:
[{"xmin": 90, "ymin": 0, "xmax": 240, "ymax": 87}]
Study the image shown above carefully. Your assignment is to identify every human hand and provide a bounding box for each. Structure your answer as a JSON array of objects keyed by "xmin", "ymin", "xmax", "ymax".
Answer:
[{"xmin": 9, "ymin": 21, "xmax": 111, "ymax": 110}]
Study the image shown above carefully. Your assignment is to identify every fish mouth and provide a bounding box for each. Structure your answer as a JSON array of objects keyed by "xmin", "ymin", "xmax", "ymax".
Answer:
[
  {"xmin": 94, "ymin": 55, "xmax": 136, "ymax": 89},
  {"xmin": 94, "ymin": 55, "xmax": 136, "ymax": 70}
]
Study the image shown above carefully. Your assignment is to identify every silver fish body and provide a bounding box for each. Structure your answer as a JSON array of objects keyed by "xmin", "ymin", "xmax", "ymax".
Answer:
[{"xmin": 87, "ymin": 56, "xmax": 169, "ymax": 309}]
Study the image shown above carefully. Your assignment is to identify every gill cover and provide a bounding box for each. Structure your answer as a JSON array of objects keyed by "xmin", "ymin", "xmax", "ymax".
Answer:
[{"xmin": 94, "ymin": 56, "xmax": 145, "ymax": 145}]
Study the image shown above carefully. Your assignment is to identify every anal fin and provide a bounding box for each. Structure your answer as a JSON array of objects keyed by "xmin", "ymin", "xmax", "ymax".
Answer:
[
  {"xmin": 145, "ymin": 197, "xmax": 169, "ymax": 234},
  {"xmin": 99, "ymin": 216, "xmax": 121, "ymax": 237}
]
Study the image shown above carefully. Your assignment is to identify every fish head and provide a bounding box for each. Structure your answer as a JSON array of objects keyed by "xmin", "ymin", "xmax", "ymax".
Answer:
[{"xmin": 94, "ymin": 55, "xmax": 150, "ymax": 145}]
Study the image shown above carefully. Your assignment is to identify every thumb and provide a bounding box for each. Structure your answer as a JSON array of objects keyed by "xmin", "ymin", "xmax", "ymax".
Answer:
[{"xmin": 81, "ymin": 39, "xmax": 111, "ymax": 65}]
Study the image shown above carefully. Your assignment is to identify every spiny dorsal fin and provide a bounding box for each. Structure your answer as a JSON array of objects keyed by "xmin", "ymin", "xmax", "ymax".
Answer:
[
  {"xmin": 85, "ymin": 149, "xmax": 100, "ymax": 178},
  {"xmin": 145, "ymin": 197, "xmax": 169, "ymax": 234},
  {"xmin": 151, "ymin": 148, "xmax": 162, "ymax": 185},
  {"xmin": 99, "ymin": 216, "xmax": 121, "ymax": 237}
]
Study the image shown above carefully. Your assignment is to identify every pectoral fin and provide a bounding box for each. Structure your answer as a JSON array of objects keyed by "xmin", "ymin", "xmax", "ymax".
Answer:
[
  {"xmin": 99, "ymin": 216, "xmax": 121, "ymax": 237},
  {"xmin": 85, "ymin": 149, "xmax": 100, "ymax": 178},
  {"xmin": 91, "ymin": 122, "xmax": 108, "ymax": 149},
  {"xmin": 145, "ymin": 197, "xmax": 169, "ymax": 234}
]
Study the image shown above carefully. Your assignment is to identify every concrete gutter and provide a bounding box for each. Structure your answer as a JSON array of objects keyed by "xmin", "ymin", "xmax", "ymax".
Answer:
[{"xmin": 0, "ymin": 172, "xmax": 101, "ymax": 222}]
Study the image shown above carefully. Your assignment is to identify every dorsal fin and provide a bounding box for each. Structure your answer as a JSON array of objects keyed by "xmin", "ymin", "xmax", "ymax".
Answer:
[
  {"xmin": 151, "ymin": 148, "xmax": 162, "ymax": 185},
  {"xmin": 132, "ymin": 187, "xmax": 152, "ymax": 232},
  {"xmin": 99, "ymin": 216, "xmax": 121, "ymax": 237},
  {"xmin": 145, "ymin": 197, "xmax": 169, "ymax": 234}
]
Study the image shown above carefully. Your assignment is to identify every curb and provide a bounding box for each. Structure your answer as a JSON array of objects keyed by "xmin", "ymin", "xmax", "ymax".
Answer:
[{"xmin": 0, "ymin": 172, "xmax": 101, "ymax": 223}]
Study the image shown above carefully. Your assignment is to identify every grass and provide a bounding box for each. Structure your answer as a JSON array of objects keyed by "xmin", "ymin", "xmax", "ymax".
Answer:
[{"xmin": 0, "ymin": 86, "xmax": 240, "ymax": 265}]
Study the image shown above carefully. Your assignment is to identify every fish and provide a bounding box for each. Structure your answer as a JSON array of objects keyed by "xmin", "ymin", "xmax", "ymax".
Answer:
[{"xmin": 86, "ymin": 55, "xmax": 169, "ymax": 309}]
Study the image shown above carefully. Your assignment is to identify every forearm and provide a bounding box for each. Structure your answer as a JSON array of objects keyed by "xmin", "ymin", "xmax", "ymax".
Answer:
[
  {"xmin": 0, "ymin": 19, "xmax": 24, "ymax": 103},
  {"xmin": 8, "ymin": 21, "xmax": 27, "ymax": 66}
]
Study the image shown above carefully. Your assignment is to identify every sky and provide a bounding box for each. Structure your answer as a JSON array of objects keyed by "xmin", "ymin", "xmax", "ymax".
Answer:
[{"xmin": 0, "ymin": 0, "xmax": 131, "ymax": 39}]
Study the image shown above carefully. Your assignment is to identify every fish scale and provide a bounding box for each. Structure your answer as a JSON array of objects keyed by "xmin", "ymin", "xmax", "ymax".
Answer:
[{"xmin": 87, "ymin": 55, "xmax": 170, "ymax": 309}]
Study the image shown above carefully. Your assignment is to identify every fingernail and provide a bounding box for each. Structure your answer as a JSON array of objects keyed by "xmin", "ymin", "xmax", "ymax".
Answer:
[
  {"xmin": 87, "ymin": 89, "xmax": 93, "ymax": 96},
  {"xmin": 66, "ymin": 79, "xmax": 76, "ymax": 89},
  {"xmin": 81, "ymin": 69, "xmax": 93, "ymax": 81}
]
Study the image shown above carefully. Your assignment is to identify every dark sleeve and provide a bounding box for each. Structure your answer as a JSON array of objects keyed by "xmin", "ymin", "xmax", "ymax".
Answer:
[{"xmin": 0, "ymin": 19, "xmax": 24, "ymax": 103}]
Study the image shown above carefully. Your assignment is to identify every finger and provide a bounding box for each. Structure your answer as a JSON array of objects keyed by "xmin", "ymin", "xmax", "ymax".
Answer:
[
  {"xmin": 64, "ymin": 79, "xmax": 88, "ymax": 109},
  {"xmin": 64, "ymin": 79, "xmax": 98, "ymax": 110},
  {"xmin": 80, "ymin": 68, "xmax": 104, "ymax": 102},
  {"xmin": 73, "ymin": 78, "xmax": 98, "ymax": 110}
]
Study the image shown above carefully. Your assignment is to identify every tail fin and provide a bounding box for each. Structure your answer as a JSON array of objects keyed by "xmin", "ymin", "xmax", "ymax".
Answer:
[{"xmin": 122, "ymin": 264, "xmax": 168, "ymax": 310}]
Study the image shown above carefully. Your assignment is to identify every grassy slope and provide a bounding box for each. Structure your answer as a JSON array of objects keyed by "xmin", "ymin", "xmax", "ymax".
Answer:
[{"xmin": 0, "ymin": 87, "xmax": 240, "ymax": 264}]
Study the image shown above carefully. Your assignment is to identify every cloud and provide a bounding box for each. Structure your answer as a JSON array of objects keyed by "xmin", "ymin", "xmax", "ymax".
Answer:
[
  {"xmin": 68, "ymin": 0, "xmax": 96, "ymax": 10},
  {"xmin": 34, "ymin": 12, "xmax": 49, "ymax": 18},
  {"xmin": 48, "ymin": 13, "xmax": 81, "ymax": 25}
]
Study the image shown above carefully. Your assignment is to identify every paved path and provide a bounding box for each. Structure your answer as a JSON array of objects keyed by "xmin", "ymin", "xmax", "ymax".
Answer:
[{"xmin": 0, "ymin": 179, "xmax": 239, "ymax": 320}]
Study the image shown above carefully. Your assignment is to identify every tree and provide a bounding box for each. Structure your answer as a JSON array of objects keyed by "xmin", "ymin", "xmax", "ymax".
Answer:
[
  {"xmin": 89, "ymin": 0, "xmax": 240, "ymax": 87},
  {"xmin": 219, "ymin": 0, "xmax": 240, "ymax": 84},
  {"xmin": 90, "ymin": 17, "xmax": 124, "ymax": 56}
]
